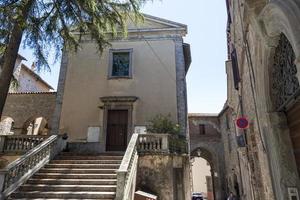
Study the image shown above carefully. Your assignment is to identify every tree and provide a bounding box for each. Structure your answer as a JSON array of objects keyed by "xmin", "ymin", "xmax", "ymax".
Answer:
[{"xmin": 0, "ymin": 0, "xmax": 148, "ymax": 118}]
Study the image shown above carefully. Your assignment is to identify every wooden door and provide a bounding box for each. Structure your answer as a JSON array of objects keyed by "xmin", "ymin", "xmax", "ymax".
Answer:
[
  {"xmin": 106, "ymin": 110, "xmax": 128, "ymax": 151},
  {"xmin": 287, "ymin": 101, "xmax": 300, "ymax": 176}
]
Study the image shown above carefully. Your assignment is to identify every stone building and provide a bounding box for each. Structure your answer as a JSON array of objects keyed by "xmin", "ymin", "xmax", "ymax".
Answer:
[
  {"xmin": 50, "ymin": 14, "xmax": 191, "ymax": 200},
  {"xmin": 0, "ymin": 14, "xmax": 191, "ymax": 200},
  {"xmin": 9, "ymin": 54, "xmax": 53, "ymax": 93},
  {"xmin": 0, "ymin": 54, "xmax": 54, "ymax": 135},
  {"xmin": 189, "ymin": 113, "xmax": 226, "ymax": 200},
  {"xmin": 221, "ymin": 0, "xmax": 300, "ymax": 199}
]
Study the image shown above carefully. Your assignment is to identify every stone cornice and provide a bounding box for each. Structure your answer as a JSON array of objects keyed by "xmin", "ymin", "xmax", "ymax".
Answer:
[{"xmin": 100, "ymin": 96, "xmax": 138, "ymax": 103}]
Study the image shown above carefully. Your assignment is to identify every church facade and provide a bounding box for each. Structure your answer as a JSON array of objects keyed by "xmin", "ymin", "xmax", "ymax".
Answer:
[{"xmin": 52, "ymin": 14, "xmax": 191, "ymax": 153}]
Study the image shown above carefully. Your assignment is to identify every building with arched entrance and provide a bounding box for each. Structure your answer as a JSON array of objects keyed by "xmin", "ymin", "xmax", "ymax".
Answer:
[
  {"xmin": 189, "ymin": 113, "xmax": 226, "ymax": 200},
  {"xmin": 0, "ymin": 92, "xmax": 56, "ymax": 135},
  {"xmin": 223, "ymin": 0, "xmax": 300, "ymax": 199}
]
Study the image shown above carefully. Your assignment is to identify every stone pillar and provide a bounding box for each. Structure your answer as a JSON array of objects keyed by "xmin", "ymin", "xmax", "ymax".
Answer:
[
  {"xmin": 51, "ymin": 50, "xmax": 69, "ymax": 135},
  {"xmin": 264, "ymin": 112, "xmax": 300, "ymax": 200},
  {"xmin": 174, "ymin": 38, "xmax": 188, "ymax": 136}
]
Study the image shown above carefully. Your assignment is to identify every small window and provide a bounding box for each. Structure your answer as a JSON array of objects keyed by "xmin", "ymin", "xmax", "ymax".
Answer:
[
  {"xmin": 199, "ymin": 124, "xmax": 205, "ymax": 135},
  {"xmin": 225, "ymin": 114, "xmax": 230, "ymax": 130},
  {"xmin": 109, "ymin": 49, "xmax": 132, "ymax": 78}
]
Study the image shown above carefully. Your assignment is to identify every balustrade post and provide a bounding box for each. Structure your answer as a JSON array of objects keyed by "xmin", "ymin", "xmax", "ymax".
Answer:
[
  {"xmin": 0, "ymin": 137, "xmax": 5, "ymax": 153},
  {"xmin": 162, "ymin": 134, "xmax": 169, "ymax": 153},
  {"xmin": 115, "ymin": 171, "xmax": 126, "ymax": 200},
  {"xmin": 0, "ymin": 170, "xmax": 7, "ymax": 200}
]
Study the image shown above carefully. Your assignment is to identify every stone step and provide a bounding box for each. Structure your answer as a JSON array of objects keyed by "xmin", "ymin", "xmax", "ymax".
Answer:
[
  {"xmin": 59, "ymin": 152, "xmax": 124, "ymax": 156},
  {"xmin": 39, "ymin": 168, "xmax": 117, "ymax": 174},
  {"xmin": 10, "ymin": 191, "xmax": 115, "ymax": 199},
  {"xmin": 33, "ymin": 173, "xmax": 117, "ymax": 179},
  {"xmin": 56, "ymin": 156, "xmax": 123, "ymax": 161},
  {"xmin": 27, "ymin": 178, "xmax": 117, "ymax": 185},
  {"xmin": 11, "ymin": 199, "xmax": 113, "ymax": 200},
  {"xmin": 50, "ymin": 160, "xmax": 122, "ymax": 164},
  {"xmin": 19, "ymin": 184, "xmax": 116, "ymax": 192},
  {"xmin": 44, "ymin": 164, "xmax": 120, "ymax": 169}
]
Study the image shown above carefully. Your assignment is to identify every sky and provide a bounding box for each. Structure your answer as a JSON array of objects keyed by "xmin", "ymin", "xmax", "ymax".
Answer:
[{"xmin": 19, "ymin": 0, "xmax": 228, "ymax": 114}]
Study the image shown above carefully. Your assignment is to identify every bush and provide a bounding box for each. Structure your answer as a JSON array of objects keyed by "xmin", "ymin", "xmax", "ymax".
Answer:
[{"xmin": 146, "ymin": 114, "xmax": 180, "ymax": 135}]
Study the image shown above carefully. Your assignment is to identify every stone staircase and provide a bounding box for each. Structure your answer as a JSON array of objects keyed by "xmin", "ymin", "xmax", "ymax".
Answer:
[{"xmin": 8, "ymin": 152, "xmax": 123, "ymax": 199}]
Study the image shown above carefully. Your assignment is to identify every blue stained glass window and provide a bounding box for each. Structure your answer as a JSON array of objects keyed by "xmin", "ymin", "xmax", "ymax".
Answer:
[{"xmin": 112, "ymin": 52, "xmax": 130, "ymax": 77}]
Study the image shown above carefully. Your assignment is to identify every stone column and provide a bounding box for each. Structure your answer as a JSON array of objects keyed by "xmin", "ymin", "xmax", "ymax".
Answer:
[
  {"xmin": 51, "ymin": 50, "xmax": 69, "ymax": 135},
  {"xmin": 174, "ymin": 38, "xmax": 188, "ymax": 136}
]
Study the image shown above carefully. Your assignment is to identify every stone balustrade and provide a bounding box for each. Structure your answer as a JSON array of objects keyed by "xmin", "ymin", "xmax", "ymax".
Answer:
[
  {"xmin": 0, "ymin": 135, "xmax": 48, "ymax": 153},
  {"xmin": 115, "ymin": 133, "xmax": 139, "ymax": 200},
  {"xmin": 115, "ymin": 133, "xmax": 188, "ymax": 200},
  {"xmin": 0, "ymin": 135, "xmax": 67, "ymax": 199},
  {"xmin": 137, "ymin": 133, "xmax": 188, "ymax": 154}
]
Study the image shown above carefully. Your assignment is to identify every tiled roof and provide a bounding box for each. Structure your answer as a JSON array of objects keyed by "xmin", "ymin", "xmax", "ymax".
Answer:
[{"xmin": 8, "ymin": 92, "xmax": 56, "ymax": 95}]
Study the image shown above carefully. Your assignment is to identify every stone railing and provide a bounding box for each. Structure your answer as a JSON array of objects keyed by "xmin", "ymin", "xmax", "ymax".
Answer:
[
  {"xmin": 0, "ymin": 135, "xmax": 48, "ymax": 154},
  {"xmin": 115, "ymin": 133, "xmax": 139, "ymax": 200},
  {"xmin": 137, "ymin": 133, "xmax": 188, "ymax": 154},
  {"xmin": 0, "ymin": 135, "xmax": 67, "ymax": 198}
]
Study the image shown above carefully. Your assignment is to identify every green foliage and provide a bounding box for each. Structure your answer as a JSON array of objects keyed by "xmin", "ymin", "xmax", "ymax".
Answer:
[
  {"xmin": 146, "ymin": 114, "xmax": 180, "ymax": 135},
  {"xmin": 0, "ymin": 0, "xmax": 149, "ymax": 72}
]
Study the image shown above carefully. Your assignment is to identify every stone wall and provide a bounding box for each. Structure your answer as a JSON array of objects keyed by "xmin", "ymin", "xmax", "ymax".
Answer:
[
  {"xmin": 224, "ymin": 0, "xmax": 300, "ymax": 199},
  {"xmin": 136, "ymin": 155, "xmax": 190, "ymax": 200},
  {"xmin": 1, "ymin": 92, "xmax": 56, "ymax": 134},
  {"xmin": 188, "ymin": 114, "xmax": 225, "ymax": 200}
]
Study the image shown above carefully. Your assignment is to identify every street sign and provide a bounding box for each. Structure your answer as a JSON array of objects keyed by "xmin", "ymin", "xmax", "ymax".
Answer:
[{"xmin": 236, "ymin": 117, "xmax": 249, "ymax": 129}]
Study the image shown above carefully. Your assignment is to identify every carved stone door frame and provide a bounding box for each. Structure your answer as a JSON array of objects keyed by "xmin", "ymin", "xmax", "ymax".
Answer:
[{"xmin": 100, "ymin": 96, "xmax": 138, "ymax": 152}]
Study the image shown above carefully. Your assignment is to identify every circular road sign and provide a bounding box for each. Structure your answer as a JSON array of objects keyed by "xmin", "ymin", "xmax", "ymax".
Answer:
[{"xmin": 236, "ymin": 117, "xmax": 249, "ymax": 129}]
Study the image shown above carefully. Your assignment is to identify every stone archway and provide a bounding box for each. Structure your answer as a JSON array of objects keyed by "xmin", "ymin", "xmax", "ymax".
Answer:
[
  {"xmin": 188, "ymin": 114, "xmax": 225, "ymax": 200},
  {"xmin": 190, "ymin": 147, "xmax": 222, "ymax": 200},
  {"xmin": 22, "ymin": 116, "xmax": 49, "ymax": 135},
  {"xmin": 256, "ymin": 5, "xmax": 300, "ymax": 197}
]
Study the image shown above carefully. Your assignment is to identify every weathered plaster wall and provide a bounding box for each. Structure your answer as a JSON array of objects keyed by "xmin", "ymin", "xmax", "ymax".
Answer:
[
  {"xmin": 1, "ymin": 93, "xmax": 56, "ymax": 134},
  {"xmin": 17, "ymin": 68, "xmax": 51, "ymax": 92}
]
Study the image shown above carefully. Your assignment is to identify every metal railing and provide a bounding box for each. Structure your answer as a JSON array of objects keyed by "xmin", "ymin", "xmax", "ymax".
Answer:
[
  {"xmin": 115, "ymin": 133, "xmax": 139, "ymax": 200},
  {"xmin": 0, "ymin": 135, "xmax": 67, "ymax": 199}
]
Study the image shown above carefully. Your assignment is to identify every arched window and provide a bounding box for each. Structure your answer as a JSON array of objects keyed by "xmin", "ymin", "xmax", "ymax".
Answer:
[
  {"xmin": 22, "ymin": 117, "xmax": 49, "ymax": 135},
  {"xmin": 271, "ymin": 33, "xmax": 299, "ymax": 111}
]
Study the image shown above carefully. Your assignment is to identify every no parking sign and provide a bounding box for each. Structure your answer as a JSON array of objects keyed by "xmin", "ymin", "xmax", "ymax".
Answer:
[{"xmin": 236, "ymin": 117, "xmax": 249, "ymax": 129}]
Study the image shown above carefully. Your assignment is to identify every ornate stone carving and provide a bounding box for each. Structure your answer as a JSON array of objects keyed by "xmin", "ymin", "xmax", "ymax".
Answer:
[{"xmin": 271, "ymin": 34, "xmax": 299, "ymax": 110}]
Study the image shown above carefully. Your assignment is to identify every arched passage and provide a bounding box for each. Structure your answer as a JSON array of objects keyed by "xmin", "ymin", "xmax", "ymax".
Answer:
[
  {"xmin": 191, "ymin": 148, "xmax": 215, "ymax": 200},
  {"xmin": 188, "ymin": 114, "xmax": 226, "ymax": 200},
  {"xmin": 22, "ymin": 117, "xmax": 49, "ymax": 135}
]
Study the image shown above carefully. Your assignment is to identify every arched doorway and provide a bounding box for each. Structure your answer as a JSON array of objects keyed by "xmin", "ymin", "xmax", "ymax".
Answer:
[
  {"xmin": 0, "ymin": 117, "xmax": 14, "ymax": 135},
  {"xmin": 191, "ymin": 148, "xmax": 216, "ymax": 200},
  {"xmin": 22, "ymin": 117, "xmax": 49, "ymax": 135},
  {"xmin": 270, "ymin": 33, "xmax": 300, "ymax": 177}
]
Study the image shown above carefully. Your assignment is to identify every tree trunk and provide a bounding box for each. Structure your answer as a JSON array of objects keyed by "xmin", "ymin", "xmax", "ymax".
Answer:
[{"xmin": 0, "ymin": 0, "xmax": 34, "ymax": 118}]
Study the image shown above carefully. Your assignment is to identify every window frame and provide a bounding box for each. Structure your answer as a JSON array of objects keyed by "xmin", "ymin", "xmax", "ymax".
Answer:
[
  {"xmin": 108, "ymin": 48, "xmax": 133, "ymax": 79},
  {"xmin": 199, "ymin": 124, "xmax": 206, "ymax": 135}
]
